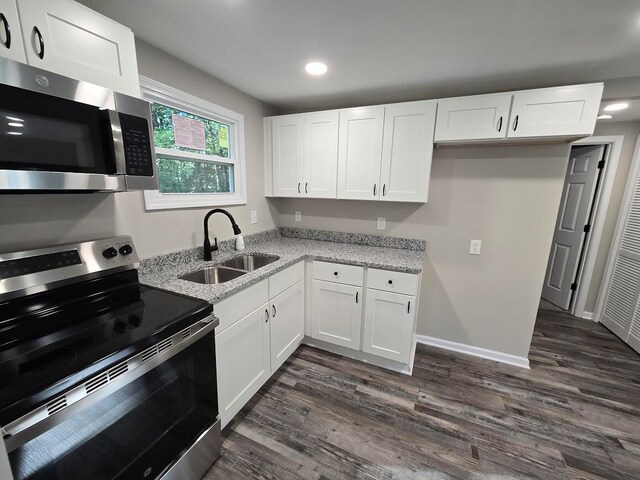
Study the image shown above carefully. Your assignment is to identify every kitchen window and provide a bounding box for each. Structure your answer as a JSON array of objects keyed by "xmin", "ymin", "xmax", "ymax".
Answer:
[{"xmin": 140, "ymin": 77, "xmax": 246, "ymax": 210}]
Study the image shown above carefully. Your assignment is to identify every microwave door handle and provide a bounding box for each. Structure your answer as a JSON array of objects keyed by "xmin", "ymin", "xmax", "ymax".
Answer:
[{"xmin": 108, "ymin": 110, "xmax": 127, "ymax": 175}]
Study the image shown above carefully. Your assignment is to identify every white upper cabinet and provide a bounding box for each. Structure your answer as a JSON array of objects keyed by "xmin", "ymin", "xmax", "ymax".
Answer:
[
  {"xmin": 0, "ymin": 0, "xmax": 26, "ymax": 62},
  {"xmin": 435, "ymin": 93, "xmax": 512, "ymax": 142},
  {"xmin": 337, "ymin": 106, "xmax": 385, "ymax": 200},
  {"xmin": 303, "ymin": 111, "xmax": 339, "ymax": 198},
  {"xmin": 15, "ymin": 0, "xmax": 140, "ymax": 97},
  {"xmin": 435, "ymin": 83, "xmax": 603, "ymax": 144},
  {"xmin": 271, "ymin": 115, "xmax": 304, "ymax": 197},
  {"xmin": 380, "ymin": 100, "xmax": 437, "ymax": 203},
  {"xmin": 507, "ymin": 84, "xmax": 604, "ymax": 139}
]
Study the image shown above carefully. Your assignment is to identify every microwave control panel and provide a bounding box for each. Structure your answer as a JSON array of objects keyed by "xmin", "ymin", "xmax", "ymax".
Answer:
[{"xmin": 120, "ymin": 113, "xmax": 154, "ymax": 177}]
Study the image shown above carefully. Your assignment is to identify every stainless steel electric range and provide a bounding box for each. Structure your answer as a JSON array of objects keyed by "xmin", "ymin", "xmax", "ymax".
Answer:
[{"xmin": 0, "ymin": 237, "xmax": 221, "ymax": 480}]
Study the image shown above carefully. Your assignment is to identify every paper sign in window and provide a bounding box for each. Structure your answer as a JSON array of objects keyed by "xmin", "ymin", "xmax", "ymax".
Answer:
[
  {"xmin": 219, "ymin": 126, "xmax": 229, "ymax": 149},
  {"xmin": 172, "ymin": 114, "xmax": 206, "ymax": 151}
]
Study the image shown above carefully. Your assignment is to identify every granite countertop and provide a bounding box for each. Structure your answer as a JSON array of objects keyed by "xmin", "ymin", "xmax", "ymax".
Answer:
[{"xmin": 139, "ymin": 230, "xmax": 425, "ymax": 305}]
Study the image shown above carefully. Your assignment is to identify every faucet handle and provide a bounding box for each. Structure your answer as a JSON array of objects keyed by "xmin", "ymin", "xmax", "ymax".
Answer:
[{"xmin": 212, "ymin": 237, "xmax": 219, "ymax": 251}]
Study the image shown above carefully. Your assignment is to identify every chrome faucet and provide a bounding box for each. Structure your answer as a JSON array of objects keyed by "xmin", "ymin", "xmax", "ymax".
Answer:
[{"xmin": 203, "ymin": 209, "xmax": 242, "ymax": 260}]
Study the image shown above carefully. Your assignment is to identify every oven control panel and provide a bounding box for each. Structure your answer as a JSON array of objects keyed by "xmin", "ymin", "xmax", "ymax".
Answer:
[{"xmin": 120, "ymin": 113, "xmax": 154, "ymax": 177}]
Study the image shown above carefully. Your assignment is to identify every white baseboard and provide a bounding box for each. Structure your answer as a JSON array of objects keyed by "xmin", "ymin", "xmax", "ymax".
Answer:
[
  {"xmin": 582, "ymin": 311, "xmax": 594, "ymax": 321},
  {"xmin": 414, "ymin": 335, "xmax": 530, "ymax": 369}
]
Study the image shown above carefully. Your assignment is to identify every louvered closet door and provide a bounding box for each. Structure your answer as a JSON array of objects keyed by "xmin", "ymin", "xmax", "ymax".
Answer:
[{"xmin": 599, "ymin": 142, "xmax": 640, "ymax": 352}]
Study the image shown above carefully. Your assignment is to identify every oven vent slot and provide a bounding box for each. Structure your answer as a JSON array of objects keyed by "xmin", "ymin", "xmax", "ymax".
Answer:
[
  {"xmin": 141, "ymin": 346, "xmax": 158, "ymax": 363},
  {"xmin": 157, "ymin": 338, "xmax": 173, "ymax": 353},
  {"xmin": 46, "ymin": 396, "xmax": 67, "ymax": 416},
  {"xmin": 85, "ymin": 373, "xmax": 109, "ymax": 394},
  {"xmin": 181, "ymin": 327, "xmax": 191, "ymax": 339},
  {"xmin": 108, "ymin": 362, "xmax": 129, "ymax": 380}
]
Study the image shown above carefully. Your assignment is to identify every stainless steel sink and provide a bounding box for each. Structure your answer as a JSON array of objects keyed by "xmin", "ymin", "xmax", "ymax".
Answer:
[
  {"xmin": 219, "ymin": 254, "xmax": 280, "ymax": 272},
  {"xmin": 179, "ymin": 266, "xmax": 246, "ymax": 284}
]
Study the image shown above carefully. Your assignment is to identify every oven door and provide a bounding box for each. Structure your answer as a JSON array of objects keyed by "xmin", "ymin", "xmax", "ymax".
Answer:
[{"xmin": 4, "ymin": 319, "xmax": 220, "ymax": 480}]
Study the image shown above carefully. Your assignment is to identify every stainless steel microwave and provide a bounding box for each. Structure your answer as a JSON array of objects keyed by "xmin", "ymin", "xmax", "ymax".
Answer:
[{"xmin": 0, "ymin": 57, "xmax": 157, "ymax": 192}]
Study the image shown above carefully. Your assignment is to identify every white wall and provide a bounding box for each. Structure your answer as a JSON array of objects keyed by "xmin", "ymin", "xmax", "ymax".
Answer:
[
  {"xmin": 0, "ymin": 40, "xmax": 278, "ymax": 259},
  {"xmin": 272, "ymin": 145, "xmax": 570, "ymax": 358}
]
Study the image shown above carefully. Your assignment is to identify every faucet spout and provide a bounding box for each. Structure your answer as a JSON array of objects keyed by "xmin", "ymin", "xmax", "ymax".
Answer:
[{"xmin": 203, "ymin": 209, "xmax": 242, "ymax": 260}]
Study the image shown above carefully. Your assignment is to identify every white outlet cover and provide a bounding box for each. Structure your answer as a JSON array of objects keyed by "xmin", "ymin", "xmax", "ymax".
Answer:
[
  {"xmin": 469, "ymin": 239, "xmax": 482, "ymax": 255},
  {"xmin": 377, "ymin": 217, "xmax": 386, "ymax": 230},
  {"xmin": 250, "ymin": 210, "xmax": 258, "ymax": 224},
  {"xmin": 295, "ymin": 211, "xmax": 302, "ymax": 222}
]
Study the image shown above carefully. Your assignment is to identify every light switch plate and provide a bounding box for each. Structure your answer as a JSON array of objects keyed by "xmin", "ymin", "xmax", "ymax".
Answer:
[
  {"xmin": 377, "ymin": 217, "xmax": 386, "ymax": 230},
  {"xmin": 295, "ymin": 211, "xmax": 302, "ymax": 222},
  {"xmin": 250, "ymin": 210, "xmax": 258, "ymax": 224},
  {"xmin": 470, "ymin": 239, "xmax": 482, "ymax": 255}
]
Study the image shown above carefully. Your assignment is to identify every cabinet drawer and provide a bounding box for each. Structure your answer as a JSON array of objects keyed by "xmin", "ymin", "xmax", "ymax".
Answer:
[
  {"xmin": 269, "ymin": 261, "xmax": 304, "ymax": 298},
  {"xmin": 214, "ymin": 279, "xmax": 269, "ymax": 333},
  {"xmin": 367, "ymin": 268, "xmax": 418, "ymax": 295},
  {"xmin": 313, "ymin": 261, "xmax": 364, "ymax": 287}
]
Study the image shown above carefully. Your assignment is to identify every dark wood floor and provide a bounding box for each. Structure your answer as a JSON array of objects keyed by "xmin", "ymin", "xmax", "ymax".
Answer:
[{"xmin": 205, "ymin": 309, "xmax": 640, "ymax": 480}]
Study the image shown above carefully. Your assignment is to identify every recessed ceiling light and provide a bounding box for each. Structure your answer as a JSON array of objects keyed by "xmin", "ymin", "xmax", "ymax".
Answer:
[
  {"xmin": 597, "ymin": 114, "xmax": 613, "ymax": 120},
  {"xmin": 7, "ymin": 122, "xmax": 23, "ymax": 127},
  {"xmin": 603, "ymin": 102, "xmax": 629, "ymax": 112},
  {"xmin": 305, "ymin": 62, "xmax": 328, "ymax": 76},
  {"xmin": 7, "ymin": 131, "xmax": 22, "ymax": 135},
  {"xmin": 6, "ymin": 116, "xmax": 23, "ymax": 122}
]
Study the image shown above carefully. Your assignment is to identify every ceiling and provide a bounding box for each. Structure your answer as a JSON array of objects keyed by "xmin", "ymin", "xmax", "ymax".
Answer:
[{"xmin": 81, "ymin": 0, "xmax": 640, "ymax": 116}]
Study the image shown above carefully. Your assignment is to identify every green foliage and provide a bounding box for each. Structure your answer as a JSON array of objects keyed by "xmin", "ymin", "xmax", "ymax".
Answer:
[{"xmin": 151, "ymin": 103, "xmax": 233, "ymax": 193}]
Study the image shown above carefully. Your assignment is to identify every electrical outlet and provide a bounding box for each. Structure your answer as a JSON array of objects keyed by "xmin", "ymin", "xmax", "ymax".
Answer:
[
  {"xmin": 295, "ymin": 211, "xmax": 302, "ymax": 222},
  {"xmin": 250, "ymin": 210, "xmax": 258, "ymax": 224},
  {"xmin": 469, "ymin": 239, "xmax": 482, "ymax": 255},
  {"xmin": 377, "ymin": 217, "xmax": 386, "ymax": 230}
]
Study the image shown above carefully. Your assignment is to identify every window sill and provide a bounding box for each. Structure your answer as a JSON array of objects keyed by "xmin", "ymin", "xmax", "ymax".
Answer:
[{"xmin": 143, "ymin": 190, "xmax": 247, "ymax": 211}]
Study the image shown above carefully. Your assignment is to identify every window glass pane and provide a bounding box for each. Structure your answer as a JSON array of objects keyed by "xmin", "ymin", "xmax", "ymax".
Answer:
[
  {"xmin": 151, "ymin": 103, "xmax": 230, "ymax": 158},
  {"xmin": 157, "ymin": 156, "xmax": 234, "ymax": 194}
]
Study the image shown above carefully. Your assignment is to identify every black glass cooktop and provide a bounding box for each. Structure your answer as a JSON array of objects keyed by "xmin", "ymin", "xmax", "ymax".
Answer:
[{"xmin": 0, "ymin": 270, "xmax": 212, "ymax": 425}]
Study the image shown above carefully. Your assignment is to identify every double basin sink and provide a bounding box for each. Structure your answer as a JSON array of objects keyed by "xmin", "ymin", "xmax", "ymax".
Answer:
[{"xmin": 179, "ymin": 254, "xmax": 280, "ymax": 284}]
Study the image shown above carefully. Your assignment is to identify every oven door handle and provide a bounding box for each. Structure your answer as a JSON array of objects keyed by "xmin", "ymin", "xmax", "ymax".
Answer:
[
  {"xmin": 2, "ymin": 314, "xmax": 219, "ymax": 453},
  {"xmin": 108, "ymin": 110, "xmax": 127, "ymax": 175}
]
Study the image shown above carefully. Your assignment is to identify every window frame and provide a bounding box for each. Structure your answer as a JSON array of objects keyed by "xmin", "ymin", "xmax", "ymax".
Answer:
[{"xmin": 140, "ymin": 76, "xmax": 247, "ymax": 210}]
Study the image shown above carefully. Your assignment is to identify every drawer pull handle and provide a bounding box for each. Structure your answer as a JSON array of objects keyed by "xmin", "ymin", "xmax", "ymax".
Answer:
[
  {"xmin": 0, "ymin": 14, "xmax": 11, "ymax": 49},
  {"xmin": 272, "ymin": 305, "xmax": 277, "ymax": 317},
  {"xmin": 33, "ymin": 26, "xmax": 44, "ymax": 59},
  {"xmin": 382, "ymin": 184, "xmax": 386, "ymax": 196},
  {"xmin": 388, "ymin": 280, "xmax": 393, "ymax": 285},
  {"xmin": 407, "ymin": 301, "xmax": 411, "ymax": 313},
  {"xmin": 355, "ymin": 291, "xmax": 358, "ymax": 303},
  {"xmin": 265, "ymin": 309, "xmax": 269, "ymax": 322},
  {"xmin": 305, "ymin": 182, "xmax": 308, "ymax": 194},
  {"xmin": 497, "ymin": 116, "xmax": 503, "ymax": 132},
  {"xmin": 334, "ymin": 271, "xmax": 338, "ymax": 276}
]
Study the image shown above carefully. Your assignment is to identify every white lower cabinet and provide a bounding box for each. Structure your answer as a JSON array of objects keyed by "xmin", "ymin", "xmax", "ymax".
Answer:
[
  {"xmin": 216, "ymin": 304, "xmax": 270, "ymax": 427},
  {"xmin": 311, "ymin": 279, "xmax": 363, "ymax": 350},
  {"xmin": 363, "ymin": 289, "xmax": 416, "ymax": 364},
  {"xmin": 270, "ymin": 280, "xmax": 304, "ymax": 372}
]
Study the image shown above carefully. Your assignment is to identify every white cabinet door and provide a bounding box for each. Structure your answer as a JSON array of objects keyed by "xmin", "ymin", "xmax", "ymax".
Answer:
[
  {"xmin": 363, "ymin": 289, "xmax": 415, "ymax": 364},
  {"xmin": 271, "ymin": 115, "xmax": 303, "ymax": 197},
  {"xmin": 0, "ymin": 0, "xmax": 26, "ymax": 63},
  {"xmin": 303, "ymin": 111, "xmax": 338, "ymax": 198},
  {"xmin": 216, "ymin": 304, "xmax": 270, "ymax": 427},
  {"xmin": 434, "ymin": 93, "xmax": 512, "ymax": 142},
  {"xmin": 15, "ymin": 0, "xmax": 140, "ymax": 96},
  {"xmin": 337, "ymin": 106, "xmax": 385, "ymax": 200},
  {"xmin": 508, "ymin": 84, "xmax": 603, "ymax": 139},
  {"xmin": 380, "ymin": 100, "xmax": 436, "ymax": 203},
  {"xmin": 312, "ymin": 279, "xmax": 363, "ymax": 349},
  {"xmin": 270, "ymin": 280, "xmax": 304, "ymax": 372}
]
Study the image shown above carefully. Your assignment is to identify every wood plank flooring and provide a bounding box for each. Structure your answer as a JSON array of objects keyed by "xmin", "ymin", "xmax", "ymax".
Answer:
[{"xmin": 204, "ymin": 309, "xmax": 640, "ymax": 479}]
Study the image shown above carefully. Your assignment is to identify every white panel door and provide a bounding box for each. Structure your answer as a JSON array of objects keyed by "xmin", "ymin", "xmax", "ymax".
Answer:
[
  {"xmin": 16, "ymin": 0, "xmax": 140, "ymax": 96},
  {"xmin": 216, "ymin": 304, "xmax": 270, "ymax": 427},
  {"xmin": 337, "ymin": 106, "xmax": 385, "ymax": 200},
  {"xmin": 303, "ymin": 111, "xmax": 338, "ymax": 198},
  {"xmin": 272, "ymin": 115, "xmax": 303, "ymax": 197},
  {"xmin": 380, "ymin": 100, "xmax": 437, "ymax": 203},
  {"xmin": 434, "ymin": 93, "xmax": 512, "ymax": 142},
  {"xmin": 270, "ymin": 280, "xmax": 304, "ymax": 372},
  {"xmin": 312, "ymin": 280, "xmax": 363, "ymax": 350},
  {"xmin": 508, "ymin": 84, "xmax": 603, "ymax": 139},
  {"xmin": 600, "ymin": 151, "xmax": 640, "ymax": 342},
  {"xmin": 0, "ymin": 0, "xmax": 26, "ymax": 63},
  {"xmin": 363, "ymin": 289, "xmax": 415, "ymax": 364},
  {"xmin": 542, "ymin": 145, "xmax": 605, "ymax": 309}
]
